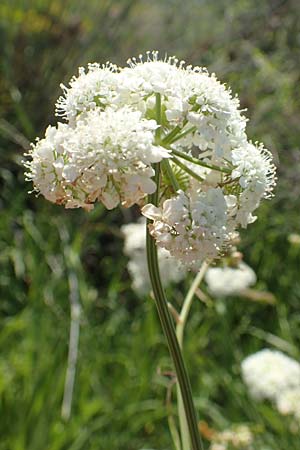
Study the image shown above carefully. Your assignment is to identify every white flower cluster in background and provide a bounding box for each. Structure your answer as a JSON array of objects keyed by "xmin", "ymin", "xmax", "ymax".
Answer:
[
  {"xmin": 241, "ymin": 349, "xmax": 300, "ymax": 405},
  {"xmin": 121, "ymin": 220, "xmax": 185, "ymax": 295},
  {"xmin": 209, "ymin": 424, "xmax": 254, "ymax": 450},
  {"xmin": 205, "ymin": 261, "xmax": 256, "ymax": 297},
  {"xmin": 25, "ymin": 51, "xmax": 276, "ymax": 265},
  {"xmin": 276, "ymin": 387, "xmax": 300, "ymax": 420}
]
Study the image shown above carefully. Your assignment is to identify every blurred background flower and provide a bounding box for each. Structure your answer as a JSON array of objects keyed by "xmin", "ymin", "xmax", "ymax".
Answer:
[{"xmin": 122, "ymin": 220, "xmax": 185, "ymax": 295}]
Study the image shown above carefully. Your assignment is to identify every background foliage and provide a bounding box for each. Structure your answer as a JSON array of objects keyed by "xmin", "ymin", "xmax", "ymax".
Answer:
[{"xmin": 1, "ymin": 1, "xmax": 300, "ymax": 448}]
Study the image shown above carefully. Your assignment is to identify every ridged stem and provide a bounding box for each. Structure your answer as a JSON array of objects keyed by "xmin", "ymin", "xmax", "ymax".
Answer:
[{"xmin": 146, "ymin": 163, "xmax": 203, "ymax": 450}]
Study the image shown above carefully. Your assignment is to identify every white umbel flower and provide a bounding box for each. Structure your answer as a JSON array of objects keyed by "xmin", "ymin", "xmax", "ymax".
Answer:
[
  {"xmin": 56, "ymin": 52, "xmax": 248, "ymax": 163},
  {"xmin": 229, "ymin": 142, "xmax": 277, "ymax": 227},
  {"xmin": 121, "ymin": 221, "xmax": 185, "ymax": 294},
  {"xmin": 55, "ymin": 62, "xmax": 119, "ymax": 122},
  {"xmin": 24, "ymin": 122, "xmax": 74, "ymax": 205},
  {"xmin": 241, "ymin": 349, "xmax": 300, "ymax": 401},
  {"xmin": 26, "ymin": 51, "xmax": 276, "ymax": 266},
  {"xmin": 124, "ymin": 52, "xmax": 247, "ymax": 153},
  {"xmin": 25, "ymin": 107, "xmax": 170, "ymax": 210},
  {"xmin": 142, "ymin": 187, "xmax": 229, "ymax": 267},
  {"xmin": 205, "ymin": 262, "xmax": 256, "ymax": 297}
]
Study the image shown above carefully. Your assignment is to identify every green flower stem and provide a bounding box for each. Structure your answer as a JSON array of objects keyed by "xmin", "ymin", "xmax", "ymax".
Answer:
[
  {"xmin": 168, "ymin": 126, "xmax": 197, "ymax": 145},
  {"xmin": 162, "ymin": 159, "xmax": 180, "ymax": 191},
  {"xmin": 155, "ymin": 93, "xmax": 162, "ymax": 140},
  {"xmin": 162, "ymin": 104, "xmax": 201, "ymax": 146},
  {"xmin": 172, "ymin": 157, "xmax": 204, "ymax": 183},
  {"xmin": 176, "ymin": 263, "xmax": 209, "ymax": 450},
  {"xmin": 146, "ymin": 164, "xmax": 203, "ymax": 450},
  {"xmin": 172, "ymin": 149, "xmax": 231, "ymax": 174},
  {"xmin": 168, "ymin": 414, "xmax": 182, "ymax": 450},
  {"xmin": 151, "ymin": 94, "xmax": 202, "ymax": 449},
  {"xmin": 61, "ymin": 271, "xmax": 81, "ymax": 421},
  {"xmin": 176, "ymin": 387, "xmax": 190, "ymax": 450},
  {"xmin": 166, "ymin": 382, "xmax": 182, "ymax": 450},
  {"xmin": 177, "ymin": 262, "xmax": 209, "ymax": 350},
  {"xmin": 162, "ymin": 125, "xmax": 183, "ymax": 145}
]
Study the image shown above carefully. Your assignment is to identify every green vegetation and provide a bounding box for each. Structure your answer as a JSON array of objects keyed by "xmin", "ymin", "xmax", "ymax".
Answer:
[{"xmin": 1, "ymin": 1, "xmax": 300, "ymax": 448}]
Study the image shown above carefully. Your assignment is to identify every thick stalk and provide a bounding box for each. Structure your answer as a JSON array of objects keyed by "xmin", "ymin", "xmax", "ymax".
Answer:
[
  {"xmin": 146, "ymin": 164, "xmax": 203, "ymax": 450},
  {"xmin": 176, "ymin": 263, "xmax": 209, "ymax": 450}
]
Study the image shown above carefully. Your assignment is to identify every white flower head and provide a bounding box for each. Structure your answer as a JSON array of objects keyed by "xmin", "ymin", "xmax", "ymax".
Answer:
[
  {"xmin": 26, "ymin": 106, "xmax": 170, "ymax": 210},
  {"xmin": 122, "ymin": 51, "xmax": 248, "ymax": 157},
  {"xmin": 142, "ymin": 187, "xmax": 230, "ymax": 268},
  {"xmin": 26, "ymin": 51, "xmax": 276, "ymax": 266},
  {"xmin": 229, "ymin": 142, "xmax": 277, "ymax": 227},
  {"xmin": 205, "ymin": 262, "xmax": 256, "ymax": 297},
  {"xmin": 55, "ymin": 62, "xmax": 119, "ymax": 122},
  {"xmin": 241, "ymin": 349, "xmax": 300, "ymax": 401}
]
